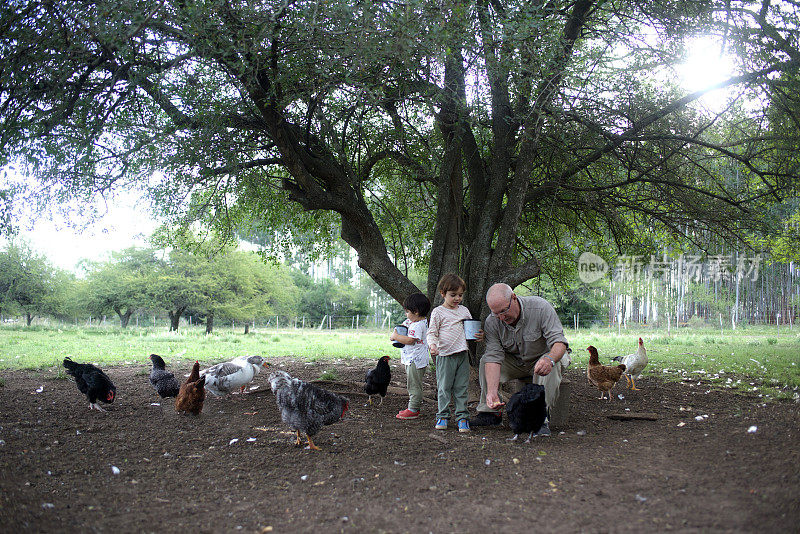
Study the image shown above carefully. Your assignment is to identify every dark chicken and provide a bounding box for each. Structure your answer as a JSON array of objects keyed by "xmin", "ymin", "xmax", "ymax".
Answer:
[
  {"xmin": 269, "ymin": 370, "xmax": 349, "ymax": 450},
  {"xmin": 364, "ymin": 355, "xmax": 391, "ymax": 405},
  {"xmin": 62, "ymin": 357, "xmax": 116, "ymax": 411},
  {"xmin": 148, "ymin": 354, "xmax": 180, "ymax": 399},
  {"xmin": 505, "ymin": 383, "xmax": 547, "ymax": 443},
  {"xmin": 175, "ymin": 361, "xmax": 206, "ymax": 415}
]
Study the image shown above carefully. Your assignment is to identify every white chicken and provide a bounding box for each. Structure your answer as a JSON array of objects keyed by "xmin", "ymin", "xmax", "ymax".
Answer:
[
  {"xmin": 201, "ymin": 355, "xmax": 268, "ymax": 397},
  {"xmin": 612, "ymin": 337, "xmax": 648, "ymax": 390}
]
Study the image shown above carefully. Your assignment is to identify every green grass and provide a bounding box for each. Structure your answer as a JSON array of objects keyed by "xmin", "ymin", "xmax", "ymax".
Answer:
[
  {"xmin": 568, "ymin": 326, "xmax": 800, "ymax": 401},
  {"xmin": 0, "ymin": 324, "xmax": 392, "ymax": 371},
  {"xmin": 1, "ymin": 323, "xmax": 798, "ymax": 401}
]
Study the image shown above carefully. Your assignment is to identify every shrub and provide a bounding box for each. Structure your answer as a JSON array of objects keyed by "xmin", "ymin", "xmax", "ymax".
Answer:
[{"xmin": 319, "ymin": 369, "xmax": 339, "ymax": 381}]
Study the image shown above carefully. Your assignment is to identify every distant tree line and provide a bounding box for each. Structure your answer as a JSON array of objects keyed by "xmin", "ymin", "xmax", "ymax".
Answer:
[{"xmin": 0, "ymin": 240, "xmax": 398, "ymax": 332}]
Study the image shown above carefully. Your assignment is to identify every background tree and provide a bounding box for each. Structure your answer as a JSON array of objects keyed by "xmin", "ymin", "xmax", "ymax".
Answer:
[
  {"xmin": 2, "ymin": 0, "xmax": 798, "ymax": 346},
  {"xmin": 0, "ymin": 240, "xmax": 59, "ymax": 325},
  {"xmin": 148, "ymin": 250, "xmax": 204, "ymax": 332},
  {"xmin": 81, "ymin": 247, "xmax": 161, "ymax": 327}
]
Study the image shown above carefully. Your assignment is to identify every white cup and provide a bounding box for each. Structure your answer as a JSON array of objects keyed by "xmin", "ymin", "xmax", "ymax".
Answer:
[{"xmin": 463, "ymin": 320, "xmax": 481, "ymax": 340}]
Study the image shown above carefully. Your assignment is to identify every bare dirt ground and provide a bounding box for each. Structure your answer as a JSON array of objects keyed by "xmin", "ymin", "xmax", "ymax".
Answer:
[{"xmin": 0, "ymin": 358, "xmax": 798, "ymax": 533}]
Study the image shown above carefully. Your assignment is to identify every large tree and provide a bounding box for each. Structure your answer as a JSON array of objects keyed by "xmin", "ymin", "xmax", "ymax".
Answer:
[
  {"xmin": 1, "ymin": 0, "xmax": 798, "ymax": 328},
  {"xmin": 0, "ymin": 239, "xmax": 59, "ymax": 325},
  {"xmin": 81, "ymin": 247, "xmax": 161, "ymax": 327}
]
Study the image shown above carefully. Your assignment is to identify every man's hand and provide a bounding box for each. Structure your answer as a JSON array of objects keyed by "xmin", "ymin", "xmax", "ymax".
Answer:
[
  {"xmin": 486, "ymin": 391, "xmax": 505, "ymax": 410},
  {"xmin": 533, "ymin": 356, "xmax": 553, "ymax": 376},
  {"xmin": 473, "ymin": 329, "xmax": 485, "ymax": 342},
  {"xmin": 484, "ymin": 361, "xmax": 504, "ymax": 409},
  {"xmin": 533, "ymin": 342, "xmax": 567, "ymax": 376}
]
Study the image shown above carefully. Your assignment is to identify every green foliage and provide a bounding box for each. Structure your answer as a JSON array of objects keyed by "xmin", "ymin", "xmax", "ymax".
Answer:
[
  {"xmin": 1, "ymin": 0, "xmax": 798, "ymax": 320},
  {"xmin": 0, "ymin": 239, "xmax": 75, "ymax": 322},
  {"xmin": 80, "ymin": 247, "xmax": 163, "ymax": 325},
  {"xmin": 319, "ymin": 369, "xmax": 339, "ymax": 381}
]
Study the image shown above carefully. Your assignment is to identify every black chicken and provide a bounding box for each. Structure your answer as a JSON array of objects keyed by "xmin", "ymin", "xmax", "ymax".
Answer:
[
  {"xmin": 62, "ymin": 357, "xmax": 116, "ymax": 412},
  {"xmin": 505, "ymin": 383, "xmax": 547, "ymax": 443},
  {"xmin": 364, "ymin": 355, "xmax": 391, "ymax": 405},
  {"xmin": 148, "ymin": 354, "xmax": 180, "ymax": 399},
  {"xmin": 269, "ymin": 370, "xmax": 349, "ymax": 450}
]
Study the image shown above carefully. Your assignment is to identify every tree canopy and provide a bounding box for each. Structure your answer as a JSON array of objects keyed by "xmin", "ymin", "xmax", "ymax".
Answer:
[{"xmin": 1, "ymin": 0, "xmax": 798, "ymax": 319}]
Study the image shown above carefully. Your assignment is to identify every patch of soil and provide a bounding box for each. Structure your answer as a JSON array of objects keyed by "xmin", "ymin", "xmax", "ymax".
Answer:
[{"xmin": 0, "ymin": 359, "xmax": 798, "ymax": 533}]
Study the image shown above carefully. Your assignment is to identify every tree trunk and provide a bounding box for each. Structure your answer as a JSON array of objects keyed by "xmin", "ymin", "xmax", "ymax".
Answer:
[
  {"xmin": 205, "ymin": 313, "xmax": 214, "ymax": 335},
  {"xmin": 168, "ymin": 306, "xmax": 187, "ymax": 331},
  {"xmin": 244, "ymin": 322, "xmax": 250, "ymax": 334},
  {"xmin": 26, "ymin": 313, "xmax": 33, "ymax": 326},
  {"xmin": 115, "ymin": 307, "xmax": 133, "ymax": 328}
]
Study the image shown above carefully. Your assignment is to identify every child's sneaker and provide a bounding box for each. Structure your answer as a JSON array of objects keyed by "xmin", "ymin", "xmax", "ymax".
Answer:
[
  {"xmin": 396, "ymin": 409, "xmax": 420, "ymax": 420},
  {"xmin": 435, "ymin": 418, "xmax": 448, "ymax": 430},
  {"xmin": 458, "ymin": 419, "xmax": 470, "ymax": 433}
]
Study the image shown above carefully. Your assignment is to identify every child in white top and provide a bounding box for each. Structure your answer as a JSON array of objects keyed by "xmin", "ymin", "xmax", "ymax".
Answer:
[
  {"xmin": 390, "ymin": 293, "xmax": 431, "ymax": 420},
  {"xmin": 428, "ymin": 274, "xmax": 473, "ymax": 432}
]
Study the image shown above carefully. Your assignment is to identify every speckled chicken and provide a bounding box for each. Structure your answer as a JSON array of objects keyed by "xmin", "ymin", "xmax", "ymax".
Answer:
[
  {"xmin": 269, "ymin": 370, "xmax": 349, "ymax": 450},
  {"xmin": 148, "ymin": 354, "xmax": 180, "ymax": 399}
]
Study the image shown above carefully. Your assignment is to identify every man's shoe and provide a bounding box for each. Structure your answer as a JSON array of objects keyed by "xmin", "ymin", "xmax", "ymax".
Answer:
[
  {"xmin": 470, "ymin": 412, "xmax": 502, "ymax": 426},
  {"xmin": 396, "ymin": 409, "xmax": 420, "ymax": 420}
]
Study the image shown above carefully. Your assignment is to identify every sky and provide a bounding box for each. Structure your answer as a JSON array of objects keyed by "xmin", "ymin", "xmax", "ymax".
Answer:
[
  {"xmin": 15, "ymin": 199, "xmax": 160, "ymax": 272},
  {"xmin": 2, "ymin": 174, "xmax": 161, "ymax": 272},
  {"xmin": 4, "ymin": 37, "xmax": 738, "ymax": 273}
]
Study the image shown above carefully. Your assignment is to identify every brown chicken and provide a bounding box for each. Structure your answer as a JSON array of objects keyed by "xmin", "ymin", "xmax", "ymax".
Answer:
[
  {"xmin": 586, "ymin": 346, "xmax": 626, "ymax": 401},
  {"xmin": 175, "ymin": 361, "xmax": 206, "ymax": 415}
]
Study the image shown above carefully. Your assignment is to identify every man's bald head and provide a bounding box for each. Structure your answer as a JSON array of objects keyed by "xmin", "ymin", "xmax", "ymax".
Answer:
[{"xmin": 486, "ymin": 283, "xmax": 512, "ymax": 308}]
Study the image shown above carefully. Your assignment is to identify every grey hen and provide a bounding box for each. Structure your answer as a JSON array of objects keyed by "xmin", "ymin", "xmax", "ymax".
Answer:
[
  {"xmin": 268, "ymin": 370, "xmax": 349, "ymax": 450},
  {"xmin": 149, "ymin": 354, "xmax": 180, "ymax": 399}
]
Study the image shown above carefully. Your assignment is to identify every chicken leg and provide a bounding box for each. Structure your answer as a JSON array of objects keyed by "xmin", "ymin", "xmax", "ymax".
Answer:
[
  {"xmin": 304, "ymin": 434, "xmax": 321, "ymax": 451},
  {"xmin": 294, "ymin": 430, "xmax": 303, "ymax": 446},
  {"xmin": 629, "ymin": 376, "xmax": 640, "ymax": 390}
]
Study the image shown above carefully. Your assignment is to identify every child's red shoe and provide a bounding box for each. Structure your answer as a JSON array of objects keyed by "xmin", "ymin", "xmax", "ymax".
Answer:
[{"xmin": 396, "ymin": 409, "xmax": 420, "ymax": 420}]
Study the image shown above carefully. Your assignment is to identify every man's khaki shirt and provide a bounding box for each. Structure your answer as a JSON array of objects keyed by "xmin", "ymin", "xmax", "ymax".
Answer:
[{"xmin": 482, "ymin": 295, "xmax": 569, "ymax": 366}]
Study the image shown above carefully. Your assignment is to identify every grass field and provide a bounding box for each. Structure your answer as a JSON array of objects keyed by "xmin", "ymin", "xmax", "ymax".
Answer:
[{"xmin": 1, "ymin": 323, "xmax": 798, "ymax": 400}]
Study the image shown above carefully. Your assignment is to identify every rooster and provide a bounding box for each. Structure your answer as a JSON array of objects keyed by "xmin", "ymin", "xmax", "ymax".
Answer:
[
  {"xmin": 364, "ymin": 355, "xmax": 391, "ymax": 405},
  {"xmin": 586, "ymin": 346, "xmax": 626, "ymax": 401},
  {"xmin": 269, "ymin": 370, "xmax": 349, "ymax": 451},
  {"xmin": 148, "ymin": 354, "xmax": 180, "ymax": 399},
  {"xmin": 505, "ymin": 383, "xmax": 547, "ymax": 443},
  {"xmin": 612, "ymin": 337, "xmax": 648, "ymax": 390},
  {"xmin": 62, "ymin": 357, "xmax": 116, "ymax": 411},
  {"xmin": 175, "ymin": 361, "xmax": 206, "ymax": 415}
]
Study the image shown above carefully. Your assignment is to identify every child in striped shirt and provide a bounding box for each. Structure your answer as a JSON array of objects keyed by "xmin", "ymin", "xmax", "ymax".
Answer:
[{"xmin": 427, "ymin": 273, "xmax": 473, "ymax": 433}]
